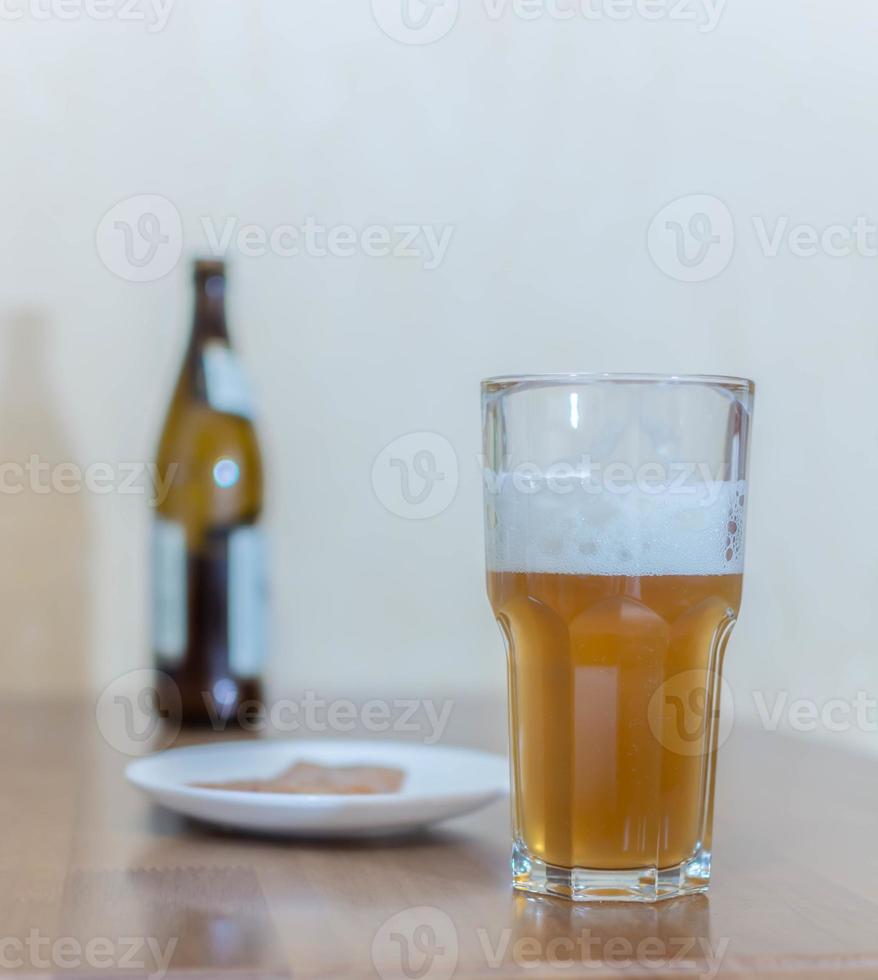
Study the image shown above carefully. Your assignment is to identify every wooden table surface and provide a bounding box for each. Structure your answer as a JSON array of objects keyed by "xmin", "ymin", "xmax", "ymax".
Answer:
[{"xmin": 2, "ymin": 696, "xmax": 877, "ymax": 979}]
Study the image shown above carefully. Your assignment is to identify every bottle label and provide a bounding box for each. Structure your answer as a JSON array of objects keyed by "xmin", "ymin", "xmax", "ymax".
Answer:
[
  {"xmin": 152, "ymin": 517, "xmax": 187, "ymax": 666},
  {"xmin": 228, "ymin": 525, "xmax": 268, "ymax": 678},
  {"xmin": 202, "ymin": 342, "xmax": 254, "ymax": 419}
]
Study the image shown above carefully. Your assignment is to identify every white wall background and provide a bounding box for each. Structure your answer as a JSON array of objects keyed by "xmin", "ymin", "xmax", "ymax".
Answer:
[{"xmin": 1, "ymin": 0, "xmax": 876, "ymax": 753}]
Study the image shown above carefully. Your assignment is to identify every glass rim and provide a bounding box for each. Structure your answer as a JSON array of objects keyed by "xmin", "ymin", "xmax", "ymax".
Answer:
[{"xmin": 482, "ymin": 372, "xmax": 755, "ymax": 394}]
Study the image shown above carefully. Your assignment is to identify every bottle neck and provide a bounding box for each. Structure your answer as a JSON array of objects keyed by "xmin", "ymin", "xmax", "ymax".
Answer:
[{"xmin": 191, "ymin": 271, "xmax": 230, "ymax": 346}]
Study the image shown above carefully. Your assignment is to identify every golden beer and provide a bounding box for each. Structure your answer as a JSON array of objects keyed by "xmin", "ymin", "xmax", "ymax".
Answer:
[{"xmin": 488, "ymin": 569, "xmax": 742, "ymax": 872}]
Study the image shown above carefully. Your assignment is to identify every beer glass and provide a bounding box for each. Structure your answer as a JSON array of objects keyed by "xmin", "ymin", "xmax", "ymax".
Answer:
[{"xmin": 483, "ymin": 374, "xmax": 754, "ymax": 902}]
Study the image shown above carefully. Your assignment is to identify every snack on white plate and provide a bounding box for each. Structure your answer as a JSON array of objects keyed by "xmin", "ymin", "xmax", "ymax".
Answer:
[{"xmin": 193, "ymin": 760, "xmax": 405, "ymax": 795}]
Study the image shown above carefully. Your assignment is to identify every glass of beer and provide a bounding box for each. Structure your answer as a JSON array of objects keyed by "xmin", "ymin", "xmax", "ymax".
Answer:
[{"xmin": 483, "ymin": 373, "xmax": 754, "ymax": 902}]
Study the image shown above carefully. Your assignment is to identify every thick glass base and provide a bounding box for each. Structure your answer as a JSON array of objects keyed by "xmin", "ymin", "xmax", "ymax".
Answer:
[{"xmin": 512, "ymin": 841, "xmax": 711, "ymax": 903}]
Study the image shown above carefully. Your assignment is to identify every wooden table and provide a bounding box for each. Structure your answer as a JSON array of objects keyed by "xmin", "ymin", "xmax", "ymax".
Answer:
[{"xmin": 2, "ymin": 697, "xmax": 877, "ymax": 978}]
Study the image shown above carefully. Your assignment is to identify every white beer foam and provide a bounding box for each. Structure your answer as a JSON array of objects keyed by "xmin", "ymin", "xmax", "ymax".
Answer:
[{"xmin": 486, "ymin": 478, "xmax": 746, "ymax": 577}]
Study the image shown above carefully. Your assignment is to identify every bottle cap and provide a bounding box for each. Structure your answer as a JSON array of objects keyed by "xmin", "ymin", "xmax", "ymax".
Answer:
[{"xmin": 193, "ymin": 258, "xmax": 226, "ymax": 279}]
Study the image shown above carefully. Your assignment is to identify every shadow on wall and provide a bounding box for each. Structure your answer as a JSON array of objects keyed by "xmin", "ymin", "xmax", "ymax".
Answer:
[{"xmin": 0, "ymin": 310, "xmax": 91, "ymax": 695}]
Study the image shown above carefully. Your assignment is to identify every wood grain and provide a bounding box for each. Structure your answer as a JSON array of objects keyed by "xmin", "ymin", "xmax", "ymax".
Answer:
[{"xmin": 0, "ymin": 698, "xmax": 876, "ymax": 978}]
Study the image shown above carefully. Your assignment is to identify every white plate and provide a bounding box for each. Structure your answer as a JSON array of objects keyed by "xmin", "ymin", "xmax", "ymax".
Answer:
[{"xmin": 126, "ymin": 739, "xmax": 509, "ymax": 838}]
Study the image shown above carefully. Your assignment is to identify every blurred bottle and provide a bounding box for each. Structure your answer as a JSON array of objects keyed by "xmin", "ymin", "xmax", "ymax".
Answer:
[{"xmin": 153, "ymin": 260, "xmax": 266, "ymax": 726}]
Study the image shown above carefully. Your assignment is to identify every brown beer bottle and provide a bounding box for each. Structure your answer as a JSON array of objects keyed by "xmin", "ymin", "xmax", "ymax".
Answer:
[{"xmin": 152, "ymin": 259, "xmax": 267, "ymax": 726}]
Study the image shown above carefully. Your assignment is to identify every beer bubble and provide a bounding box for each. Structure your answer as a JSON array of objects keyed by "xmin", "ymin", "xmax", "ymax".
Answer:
[{"xmin": 487, "ymin": 476, "xmax": 746, "ymax": 577}]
